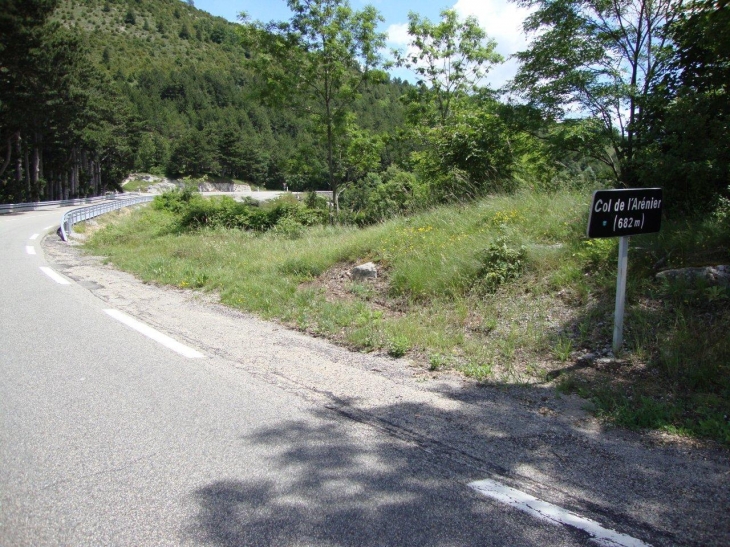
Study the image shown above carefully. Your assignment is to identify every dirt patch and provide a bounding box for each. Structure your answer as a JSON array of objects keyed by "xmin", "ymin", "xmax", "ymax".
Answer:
[{"xmin": 301, "ymin": 262, "xmax": 409, "ymax": 317}]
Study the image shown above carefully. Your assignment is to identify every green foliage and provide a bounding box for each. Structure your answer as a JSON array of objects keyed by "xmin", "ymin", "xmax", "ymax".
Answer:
[
  {"xmin": 339, "ymin": 167, "xmax": 426, "ymax": 225},
  {"xmin": 410, "ymin": 99, "xmax": 519, "ymax": 200},
  {"xmin": 153, "ymin": 191, "xmax": 328, "ymax": 233},
  {"xmin": 124, "ymin": 8, "xmax": 135, "ymax": 26},
  {"xmin": 242, "ymin": 0, "xmax": 387, "ymax": 206},
  {"xmin": 475, "ymin": 237, "xmax": 526, "ymax": 293},
  {"xmin": 394, "ymin": 9, "xmax": 502, "ymax": 124},
  {"xmin": 386, "ymin": 334, "xmax": 410, "ymax": 358},
  {"xmin": 152, "ymin": 187, "xmax": 197, "ymax": 214}
]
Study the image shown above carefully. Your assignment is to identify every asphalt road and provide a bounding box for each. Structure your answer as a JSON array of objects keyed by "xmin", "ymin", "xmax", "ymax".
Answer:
[{"xmin": 1, "ymin": 206, "xmax": 728, "ymax": 546}]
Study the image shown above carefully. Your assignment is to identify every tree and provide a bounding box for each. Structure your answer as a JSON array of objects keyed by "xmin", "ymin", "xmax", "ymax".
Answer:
[
  {"xmin": 0, "ymin": 0, "xmax": 58, "ymax": 183},
  {"xmin": 168, "ymin": 128, "xmax": 219, "ymax": 177},
  {"xmin": 124, "ymin": 8, "xmax": 136, "ymax": 26},
  {"xmin": 512, "ymin": 0, "xmax": 683, "ymax": 185},
  {"xmin": 179, "ymin": 22, "xmax": 191, "ymax": 40},
  {"xmin": 393, "ymin": 10, "xmax": 509, "ymax": 199},
  {"xmin": 241, "ymin": 0, "xmax": 387, "ymax": 210},
  {"xmin": 394, "ymin": 9, "xmax": 502, "ymax": 125},
  {"xmin": 632, "ymin": 0, "xmax": 730, "ymax": 208},
  {"xmin": 1, "ymin": 2, "xmax": 137, "ymax": 203}
]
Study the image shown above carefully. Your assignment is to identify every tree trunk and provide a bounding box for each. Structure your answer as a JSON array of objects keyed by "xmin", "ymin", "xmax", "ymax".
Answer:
[
  {"xmin": 16, "ymin": 134, "xmax": 23, "ymax": 194},
  {"xmin": 0, "ymin": 132, "xmax": 18, "ymax": 180},
  {"xmin": 71, "ymin": 148, "xmax": 78, "ymax": 198},
  {"xmin": 31, "ymin": 145, "xmax": 40, "ymax": 202},
  {"xmin": 24, "ymin": 146, "xmax": 31, "ymax": 198}
]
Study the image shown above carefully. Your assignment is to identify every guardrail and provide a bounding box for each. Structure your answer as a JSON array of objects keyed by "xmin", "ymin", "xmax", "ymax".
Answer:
[
  {"xmin": 0, "ymin": 194, "xmax": 116, "ymax": 215},
  {"xmin": 60, "ymin": 195, "xmax": 154, "ymax": 242}
]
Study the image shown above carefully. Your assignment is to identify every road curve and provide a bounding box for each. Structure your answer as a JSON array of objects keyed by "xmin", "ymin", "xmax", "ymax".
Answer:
[{"xmin": 1, "ymin": 207, "xmax": 728, "ymax": 546}]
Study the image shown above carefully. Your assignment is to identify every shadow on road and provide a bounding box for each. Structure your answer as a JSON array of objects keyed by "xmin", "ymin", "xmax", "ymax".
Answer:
[
  {"xmin": 186, "ymin": 412, "xmax": 590, "ymax": 547},
  {"xmin": 183, "ymin": 389, "xmax": 730, "ymax": 547}
]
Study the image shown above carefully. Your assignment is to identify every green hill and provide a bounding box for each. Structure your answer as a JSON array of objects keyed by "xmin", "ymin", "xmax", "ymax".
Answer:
[{"xmin": 0, "ymin": 0, "xmax": 408, "ymax": 203}]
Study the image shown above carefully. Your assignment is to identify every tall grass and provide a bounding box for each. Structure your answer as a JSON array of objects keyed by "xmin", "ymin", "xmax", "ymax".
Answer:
[{"xmin": 86, "ymin": 190, "xmax": 730, "ymax": 444}]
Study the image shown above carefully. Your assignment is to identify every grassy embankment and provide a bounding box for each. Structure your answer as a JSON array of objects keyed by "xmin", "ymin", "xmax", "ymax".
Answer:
[{"xmin": 85, "ymin": 191, "xmax": 730, "ymax": 445}]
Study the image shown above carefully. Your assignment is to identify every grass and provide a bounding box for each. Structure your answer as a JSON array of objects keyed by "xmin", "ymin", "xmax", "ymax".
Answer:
[
  {"xmin": 121, "ymin": 178, "xmax": 151, "ymax": 193},
  {"xmin": 85, "ymin": 190, "xmax": 730, "ymax": 445}
]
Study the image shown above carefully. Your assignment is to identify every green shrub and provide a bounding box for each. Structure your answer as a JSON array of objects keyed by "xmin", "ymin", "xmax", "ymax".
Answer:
[
  {"xmin": 339, "ymin": 167, "xmax": 426, "ymax": 225},
  {"xmin": 476, "ymin": 237, "xmax": 526, "ymax": 292},
  {"xmin": 152, "ymin": 187, "xmax": 197, "ymax": 214}
]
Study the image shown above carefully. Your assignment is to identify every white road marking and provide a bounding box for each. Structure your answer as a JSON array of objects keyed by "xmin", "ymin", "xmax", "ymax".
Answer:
[
  {"xmin": 469, "ymin": 478, "xmax": 651, "ymax": 547},
  {"xmin": 40, "ymin": 267, "xmax": 71, "ymax": 285},
  {"xmin": 43, "ymin": 225, "xmax": 55, "ymax": 230},
  {"xmin": 104, "ymin": 309, "xmax": 204, "ymax": 359},
  {"xmin": 30, "ymin": 234, "xmax": 39, "ymax": 240},
  {"xmin": 26, "ymin": 246, "xmax": 36, "ymax": 255}
]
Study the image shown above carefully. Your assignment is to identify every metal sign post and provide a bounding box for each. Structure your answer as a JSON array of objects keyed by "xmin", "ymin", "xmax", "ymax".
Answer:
[
  {"xmin": 613, "ymin": 236, "xmax": 629, "ymax": 353},
  {"xmin": 587, "ymin": 188, "xmax": 663, "ymax": 355}
]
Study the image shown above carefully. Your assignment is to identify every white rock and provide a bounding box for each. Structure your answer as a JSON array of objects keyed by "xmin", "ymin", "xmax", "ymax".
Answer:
[{"xmin": 352, "ymin": 262, "xmax": 377, "ymax": 280}]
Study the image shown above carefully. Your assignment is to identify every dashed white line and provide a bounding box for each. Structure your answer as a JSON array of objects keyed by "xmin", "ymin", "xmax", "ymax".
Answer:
[
  {"xmin": 469, "ymin": 478, "xmax": 651, "ymax": 547},
  {"xmin": 25, "ymin": 246, "xmax": 36, "ymax": 255},
  {"xmin": 40, "ymin": 267, "xmax": 71, "ymax": 285},
  {"xmin": 103, "ymin": 309, "xmax": 204, "ymax": 359},
  {"xmin": 30, "ymin": 233, "xmax": 39, "ymax": 240}
]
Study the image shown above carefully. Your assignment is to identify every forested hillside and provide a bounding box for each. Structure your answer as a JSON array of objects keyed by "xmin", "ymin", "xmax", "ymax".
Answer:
[
  {"xmin": 1, "ymin": 0, "xmax": 727, "ymax": 214},
  {"xmin": 0, "ymin": 0, "xmax": 409, "ymax": 203}
]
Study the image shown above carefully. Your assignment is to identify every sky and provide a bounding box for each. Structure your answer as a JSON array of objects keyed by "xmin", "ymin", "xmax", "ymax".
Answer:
[{"xmin": 191, "ymin": 0, "xmax": 534, "ymax": 89}]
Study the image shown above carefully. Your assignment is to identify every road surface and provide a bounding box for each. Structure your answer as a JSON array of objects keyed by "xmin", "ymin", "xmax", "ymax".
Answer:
[{"xmin": 1, "ymin": 206, "xmax": 728, "ymax": 546}]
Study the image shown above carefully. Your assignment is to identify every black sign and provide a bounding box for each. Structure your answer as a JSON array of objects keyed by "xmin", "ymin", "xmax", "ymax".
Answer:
[{"xmin": 587, "ymin": 188, "xmax": 663, "ymax": 238}]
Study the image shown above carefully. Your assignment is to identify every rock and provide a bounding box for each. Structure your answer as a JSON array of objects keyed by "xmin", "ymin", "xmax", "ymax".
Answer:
[
  {"xmin": 352, "ymin": 262, "xmax": 377, "ymax": 280},
  {"xmin": 656, "ymin": 265, "xmax": 730, "ymax": 287},
  {"xmin": 197, "ymin": 182, "xmax": 252, "ymax": 192}
]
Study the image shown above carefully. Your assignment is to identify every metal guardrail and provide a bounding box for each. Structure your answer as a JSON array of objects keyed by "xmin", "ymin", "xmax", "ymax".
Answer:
[
  {"xmin": 60, "ymin": 195, "xmax": 154, "ymax": 242},
  {"xmin": 0, "ymin": 194, "xmax": 115, "ymax": 214}
]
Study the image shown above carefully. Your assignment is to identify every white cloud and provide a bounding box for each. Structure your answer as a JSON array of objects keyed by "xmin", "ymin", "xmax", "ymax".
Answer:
[
  {"xmin": 455, "ymin": 0, "xmax": 534, "ymax": 89},
  {"xmin": 385, "ymin": 1, "xmax": 534, "ymax": 89},
  {"xmin": 386, "ymin": 23, "xmax": 410, "ymax": 47}
]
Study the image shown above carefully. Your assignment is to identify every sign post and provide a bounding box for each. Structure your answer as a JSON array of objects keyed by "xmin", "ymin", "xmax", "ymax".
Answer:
[{"xmin": 587, "ymin": 188, "xmax": 663, "ymax": 354}]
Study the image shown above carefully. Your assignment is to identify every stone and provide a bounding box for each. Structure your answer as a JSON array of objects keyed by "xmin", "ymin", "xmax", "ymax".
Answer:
[
  {"xmin": 352, "ymin": 262, "xmax": 377, "ymax": 280},
  {"xmin": 656, "ymin": 265, "xmax": 730, "ymax": 287}
]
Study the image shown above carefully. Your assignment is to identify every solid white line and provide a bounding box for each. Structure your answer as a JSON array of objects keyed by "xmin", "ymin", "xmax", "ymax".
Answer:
[
  {"xmin": 103, "ymin": 309, "xmax": 204, "ymax": 359},
  {"xmin": 43, "ymin": 225, "xmax": 55, "ymax": 230},
  {"xmin": 469, "ymin": 478, "xmax": 651, "ymax": 547},
  {"xmin": 26, "ymin": 246, "xmax": 36, "ymax": 255},
  {"xmin": 30, "ymin": 233, "xmax": 39, "ymax": 240},
  {"xmin": 40, "ymin": 267, "xmax": 71, "ymax": 285}
]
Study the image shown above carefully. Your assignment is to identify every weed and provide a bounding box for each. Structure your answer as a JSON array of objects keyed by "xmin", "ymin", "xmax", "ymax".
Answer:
[
  {"xmin": 349, "ymin": 282, "xmax": 374, "ymax": 301},
  {"xmin": 552, "ymin": 336, "xmax": 574, "ymax": 362},
  {"xmin": 475, "ymin": 237, "xmax": 526, "ymax": 293},
  {"xmin": 428, "ymin": 353, "xmax": 448, "ymax": 371},
  {"xmin": 461, "ymin": 361, "xmax": 493, "ymax": 382},
  {"xmin": 386, "ymin": 334, "xmax": 410, "ymax": 358}
]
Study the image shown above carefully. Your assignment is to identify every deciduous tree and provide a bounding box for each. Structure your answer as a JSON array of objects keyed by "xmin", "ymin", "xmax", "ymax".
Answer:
[
  {"xmin": 241, "ymin": 0, "xmax": 387, "ymax": 209},
  {"xmin": 512, "ymin": 0, "xmax": 683, "ymax": 185},
  {"xmin": 394, "ymin": 9, "xmax": 502, "ymax": 125}
]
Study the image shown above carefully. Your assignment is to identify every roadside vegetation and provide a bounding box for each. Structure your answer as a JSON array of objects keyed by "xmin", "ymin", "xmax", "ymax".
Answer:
[
  {"xmin": 9, "ymin": 0, "xmax": 726, "ymax": 444},
  {"xmin": 86, "ymin": 189, "xmax": 730, "ymax": 445}
]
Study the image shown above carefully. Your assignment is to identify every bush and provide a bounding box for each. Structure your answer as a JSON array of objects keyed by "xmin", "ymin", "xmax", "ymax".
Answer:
[
  {"xmin": 475, "ymin": 237, "xmax": 526, "ymax": 292},
  {"xmin": 339, "ymin": 167, "xmax": 426, "ymax": 225},
  {"xmin": 155, "ymin": 191, "xmax": 328, "ymax": 233},
  {"xmin": 152, "ymin": 187, "xmax": 197, "ymax": 214}
]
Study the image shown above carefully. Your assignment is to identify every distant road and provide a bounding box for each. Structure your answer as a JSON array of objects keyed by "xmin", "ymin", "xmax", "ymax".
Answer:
[{"xmin": 1, "ymin": 208, "xmax": 727, "ymax": 546}]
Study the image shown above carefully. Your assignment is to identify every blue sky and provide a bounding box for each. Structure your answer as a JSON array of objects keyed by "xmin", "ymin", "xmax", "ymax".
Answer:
[{"xmin": 191, "ymin": 0, "xmax": 533, "ymax": 88}]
